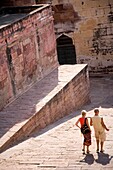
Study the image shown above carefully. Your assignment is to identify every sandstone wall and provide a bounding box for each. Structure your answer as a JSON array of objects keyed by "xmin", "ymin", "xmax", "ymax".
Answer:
[
  {"xmin": 52, "ymin": 0, "xmax": 113, "ymax": 74},
  {"xmin": 0, "ymin": 5, "xmax": 58, "ymax": 110},
  {"xmin": 21, "ymin": 65, "xmax": 90, "ymax": 142}
]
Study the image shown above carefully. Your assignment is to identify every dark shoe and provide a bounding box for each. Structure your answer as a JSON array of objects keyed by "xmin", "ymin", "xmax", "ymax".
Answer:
[
  {"xmin": 83, "ymin": 151, "xmax": 85, "ymax": 155},
  {"xmin": 87, "ymin": 151, "xmax": 90, "ymax": 154},
  {"xmin": 96, "ymin": 149, "xmax": 99, "ymax": 153},
  {"xmin": 82, "ymin": 148, "xmax": 85, "ymax": 154},
  {"xmin": 100, "ymin": 150, "xmax": 104, "ymax": 153}
]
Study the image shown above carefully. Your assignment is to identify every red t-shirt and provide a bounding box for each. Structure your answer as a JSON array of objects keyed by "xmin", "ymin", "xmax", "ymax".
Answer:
[{"xmin": 79, "ymin": 117, "xmax": 85, "ymax": 127}]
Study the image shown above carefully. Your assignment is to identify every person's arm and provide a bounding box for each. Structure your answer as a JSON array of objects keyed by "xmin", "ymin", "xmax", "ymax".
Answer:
[
  {"xmin": 90, "ymin": 118, "xmax": 93, "ymax": 126},
  {"xmin": 75, "ymin": 118, "xmax": 81, "ymax": 129},
  {"xmin": 86, "ymin": 118, "xmax": 91, "ymax": 131},
  {"xmin": 101, "ymin": 118, "xmax": 109, "ymax": 131}
]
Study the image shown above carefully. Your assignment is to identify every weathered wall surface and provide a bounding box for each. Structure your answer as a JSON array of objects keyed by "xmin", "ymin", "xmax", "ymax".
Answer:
[
  {"xmin": 51, "ymin": 0, "xmax": 113, "ymax": 74},
  {"xmin": 23, "ymin": 65, "xmax": 90, "ymax": 144},
  {"xmin": 0, "ymin": 5, "xmax": 58, "ymax": 110}
]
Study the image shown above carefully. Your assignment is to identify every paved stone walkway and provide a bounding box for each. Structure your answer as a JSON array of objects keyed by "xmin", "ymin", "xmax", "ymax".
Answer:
[
  {"xmin": 0, "ymin": 75, "xmax": 113, "ymax": 170},
  {"xmin": 0, "ymin": 65, "xmax": 87, "ymax": 152}
]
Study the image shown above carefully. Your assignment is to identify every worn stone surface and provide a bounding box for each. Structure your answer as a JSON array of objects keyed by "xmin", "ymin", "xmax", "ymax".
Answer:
[
  {"xmin": 49, "ymin": 0, "xmax": 113, "ymax": 73},
  {"xmin": 0, "ymin": 74, "xmax": 113, "ymax": 169},
  {"xmin": 0, "ymin": 64, "xmax": 89, "ymax": 153},
  {"xmin": 0, "ymin": 5, "xmax": 58, "ymax": 110}
]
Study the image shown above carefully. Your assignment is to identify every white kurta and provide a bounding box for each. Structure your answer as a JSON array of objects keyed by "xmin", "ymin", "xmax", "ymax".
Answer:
[{"xmin": 92, "ymin": 116, "xmax": 106, "ymax": 142}]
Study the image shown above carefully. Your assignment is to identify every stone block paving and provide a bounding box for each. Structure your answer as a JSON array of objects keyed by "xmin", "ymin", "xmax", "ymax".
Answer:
[
  {"xmin": 0, "ymin": 65, "xmax": 87, "ymax": 152},
  {"xmin": 0, "ymin": 75, "xmax": 113, "ymax": 169}
]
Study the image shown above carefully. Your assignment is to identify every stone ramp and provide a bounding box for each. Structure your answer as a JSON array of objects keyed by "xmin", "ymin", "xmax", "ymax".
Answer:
[{"xmin": 0, "ymin": 64, "xmax": 90, "ymax": 153}]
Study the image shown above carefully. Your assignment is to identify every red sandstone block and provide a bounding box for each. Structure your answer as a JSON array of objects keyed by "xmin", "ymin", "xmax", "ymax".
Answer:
[{"xmin": 39, "ymin": 117, "xmax": 47, "ymax": 129}]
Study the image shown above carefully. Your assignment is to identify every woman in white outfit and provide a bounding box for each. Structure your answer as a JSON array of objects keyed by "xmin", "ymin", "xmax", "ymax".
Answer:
[{"xmin": 90, "ymin": 108, "xmax": 109, "ymax": 153}]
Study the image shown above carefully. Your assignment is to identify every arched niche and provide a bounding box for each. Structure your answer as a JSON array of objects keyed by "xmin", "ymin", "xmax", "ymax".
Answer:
[{"xmin": 57, "ymin": 34, "xmax": 76, "ymax": 65}]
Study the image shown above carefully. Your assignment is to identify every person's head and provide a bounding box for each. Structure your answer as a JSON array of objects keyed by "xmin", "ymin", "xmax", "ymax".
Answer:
[
  {"xmin": 94, "ymin": 108, "xmax": 99, "ymax": 115},
  {"xmin": 81, "ymin": 110, "xmax": 87, "ymax": 117}
]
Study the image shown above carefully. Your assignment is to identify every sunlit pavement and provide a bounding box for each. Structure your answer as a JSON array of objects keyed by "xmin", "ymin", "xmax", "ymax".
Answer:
[{"xmin": 0, "ymin": 75, "xmax": 113, "ymax": 170}]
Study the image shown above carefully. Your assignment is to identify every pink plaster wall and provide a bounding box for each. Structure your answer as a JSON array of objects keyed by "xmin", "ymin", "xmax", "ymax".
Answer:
[{"xmin": 0, "ymin": 5, "xmax": 58, "ymax": 110}]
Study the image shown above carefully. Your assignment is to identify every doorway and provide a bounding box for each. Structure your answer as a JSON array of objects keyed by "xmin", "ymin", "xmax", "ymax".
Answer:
[{"xmin": 57, "ymin": 34, "xmax": 76, "ymax": 64}]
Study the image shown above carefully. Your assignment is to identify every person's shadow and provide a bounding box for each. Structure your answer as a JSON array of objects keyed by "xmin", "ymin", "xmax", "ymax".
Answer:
[
  {"xmin": 80, "ymin": 153, "xmax": 95, "ymax": 165},
  {"xmin": 95, "ymin": 152, "xmax": 113, "ymax": 165},
  {"xmin": 80, "ymin": 152, "xmax": 113, "ymax": 165}
]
